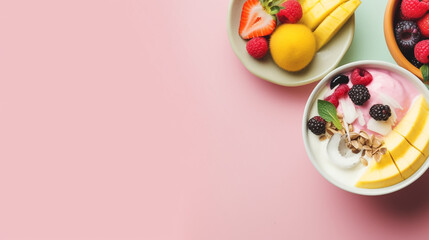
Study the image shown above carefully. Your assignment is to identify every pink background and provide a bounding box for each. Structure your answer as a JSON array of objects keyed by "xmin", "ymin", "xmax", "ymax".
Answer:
[{"xmin": 1, "ymin": 0, "xmax": 429, "ymax": 239}]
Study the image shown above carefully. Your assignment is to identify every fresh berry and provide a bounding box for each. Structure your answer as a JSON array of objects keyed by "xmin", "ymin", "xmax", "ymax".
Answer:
[
  {"xmin": 246, "ymin": 37, "xmax": 268, "ymax": 59},
  {"xmin": 348, "ymin": 85, "xmax": 370, "ymax": 106},
  {"xmin": 333, "ymin": 84, "xmax": 350, "ymax": 98},
  {"xmin": 394, "ymin": 21, "xmax": 421, "ymax": 51},
  {"xmin": 307, "ymin": 116, "xmax": 326, "ymax": 135},
  {"xmin": 401, "ymin": 0, "xmax": 429, "ymax": 19},
  {"xmin": 350, "ymin": 68, "xmax": 373, "ymax": 86},
  {"xmin": 415, "ymin": 40, "xmax": 429, "ymax": 64},
  {"xmin": 398, "ymin": 8, "xmax": 412, "ymax": 20},
  {"xmin": 239, "ymin": 0, "xmax": 280, "ymax": 39},
  {"xmin": 369, "ymin": 104, "xmax": 392, "ymax": 121},
  {"xmin": 325, "ymin": 95, "xmax": 339, "ymax": 108},
  {"xmin": 330, "ymin": 74, "xmax": 349, "ymax": 89},
  {"xmin": 409, "ymin": 53, "xmax": 424, "ymax": 68},
  {"xmin": 418, "ymin": 13, "xmax": 429, "ymax": 38},
  {"xmin": 277, "ymin": 0, "xmax": 303, "ymax": 24}
]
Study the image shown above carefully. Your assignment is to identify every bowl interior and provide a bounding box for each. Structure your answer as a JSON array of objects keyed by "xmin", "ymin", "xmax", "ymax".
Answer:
[
  {"xmin": 302, "ymin": 60, "xmax": 429, "ymax": 195},
  {"xmin": 384, "ymin": 0, "xmax": 423, "ymax": 80},
  {"xmin": 227, "ymin": 0, "xmax": 355, "ymax": 86}
]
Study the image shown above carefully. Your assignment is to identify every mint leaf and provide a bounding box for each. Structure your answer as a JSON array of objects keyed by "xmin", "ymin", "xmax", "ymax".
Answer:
[
  {"xmin": 318, "ymin": 100, "xmax": 342, "ymax": 130},
  {"xmin": 421, "ymin": 64, "xmax": 429, "ymax": 81}
]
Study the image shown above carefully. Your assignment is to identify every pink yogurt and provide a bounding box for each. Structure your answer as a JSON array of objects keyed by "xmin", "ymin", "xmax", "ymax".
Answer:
[{"xmin": 335, "ymin": 68, "xmax": 420, "ymax": 136}]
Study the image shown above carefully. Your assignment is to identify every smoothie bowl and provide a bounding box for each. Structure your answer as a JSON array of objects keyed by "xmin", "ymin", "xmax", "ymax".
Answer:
[{"xmin": 302, "ymin": 60, "xmax": 429, "ymax": 195}]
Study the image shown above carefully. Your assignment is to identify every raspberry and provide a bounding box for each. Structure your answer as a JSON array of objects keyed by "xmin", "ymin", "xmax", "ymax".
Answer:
[
  {"xmin": 348, "ymin": 85, "xmax": 370, "ymax": 106},
  {"xmin": 414, "ymin": 39, "xmax": 429, "ymax": 64},
  {"xmin": 350, "ymin": 68, "xmax": 373, "ymax": 86},
  {"xmin": 369, "ymin": 104, "xmax": 392, "ymax": 121},
  {"xmin": 307, "ymin": 116, "xmax": 326, "ymax": 135},
  {"xmin": 330, "ymin": 74, "xmax": 349, "ymax": 89},
  {"xmin": 277, "ymin": 0, "xmax": 303, "ymax": 24},
  {"xmin": 401, "ymin": 0, "xmax": 429, "ymax": 19},
  {"xmin": 418, "ymin": 13, "xmax": 429, "ymax": 38},
  {"xmin": 246, "ymin": 37, "xmax": 268, "ymax": 59},
  {"xmin": 333, "ymin": 84, "xmax": 350, "ymax": 98},
  {"xmin": 394, "ymin": 21, "xmax": 421, "ymax": 52},
  {"xmin": 325, "ymin": 95, "xmax": 339, "ymax": 108}
]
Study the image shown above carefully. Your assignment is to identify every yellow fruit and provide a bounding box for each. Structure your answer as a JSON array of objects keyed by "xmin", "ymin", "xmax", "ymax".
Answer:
[
  {"xmin": 393, "ymin": 95, "xmax": 429, "ymax": 157},
  {"xmin": 298, "ymin": 0, "xmax": 319, "ymax": 13},
  {"xmin": 314, "ymin": 0, "xmax": 361, "ymax": 50},
  {"xmin": 384, "ymin": 131, "xmax": 426, "ymax": 179},
  {"xmin": 300, "ymin": 0, "xmax": 348, "ymax": 30},
  {"xmin": 355, "ymin": 152, "xmax": 403, "ymax": 189},
  {"xmin": 270, "ymin": 24, "xmax": 316, "ymax": 72}
]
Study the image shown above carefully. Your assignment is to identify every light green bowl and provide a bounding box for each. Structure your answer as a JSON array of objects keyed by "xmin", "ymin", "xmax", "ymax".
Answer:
[{"xmin": 227, "ymin": 0, "xmax": 355, "ymax": 87}]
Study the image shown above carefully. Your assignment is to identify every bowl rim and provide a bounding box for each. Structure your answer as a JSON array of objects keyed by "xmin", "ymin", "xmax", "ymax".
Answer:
[
  {"xmin": 302, "ymin": 60, "xmax": 429, "ymax": 196},
  {"xmin": 226, "ymin": 0, "xmax": 355, "ymax": 87},
  {"xmin": 383, "ymin": 0, "xmax": 423, "ymax": 80}
]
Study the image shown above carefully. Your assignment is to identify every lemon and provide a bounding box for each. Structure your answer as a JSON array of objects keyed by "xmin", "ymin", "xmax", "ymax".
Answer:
[{"xmin": 270, "ymin": 24, "xmax": 316, "ymax": 72}]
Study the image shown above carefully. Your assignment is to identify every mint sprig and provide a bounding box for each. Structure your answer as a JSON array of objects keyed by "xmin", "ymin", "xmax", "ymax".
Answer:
[{"xmin": 317, "ymin": 100, "xmax": 342, "ymax": 130}]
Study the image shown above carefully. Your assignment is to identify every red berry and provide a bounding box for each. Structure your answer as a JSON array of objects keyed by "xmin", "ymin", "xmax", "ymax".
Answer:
[
  {"xmin": 351, "ymin": 68, "xmax": 373, "ymax": 86},
  {"xmin": 418, "ymin": 13, "xmax": 429, "ymax": 38},
  {"xmin": 325, "ymin": 95, "xmax": 339, "ymax": 108},
  {"xmin": 401, "ymin": 0, "xmax": 429, "ymax": 19},
  {"xmin": 415, "ymin": 40, "xmax": 429, "ymax": 64},
  {"xmin": 277, "ymin": 0, "xmax": 303, "ymax": 24},
  {"xmin": 333, "ymin": 84, "xmax": 350, "ymax": 98},
  {"xmin": 246, "ymin": 37, "xmax": 268, "ymax": 59}
]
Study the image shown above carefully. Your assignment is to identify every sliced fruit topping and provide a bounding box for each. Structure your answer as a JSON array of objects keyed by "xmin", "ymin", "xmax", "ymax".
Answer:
[
  {"xmin": 394, "ymin": 21, "xmax": 421, "ymax": 52},
  {"xmin": 299, "ymin": 0, "xmax": 348, "ymax": 30},
  {"xmin": 307, "ymin": 116, "xmax": 326, "ymax": 135},
  {"xmin": 348, "ymin": 84, "xmax": 370, "ymax": 106},
  {"xmin": 400, "ymin": 0, "xmax": 429, "ymax": 20},
  {"xmin": 313, "ymin": 0, "xmax": 361, "ymax": 50},
  {"xmin": 339, "ymin": 98, "xmax": 358, "ymax": 124},
  {"xmin": 278, "ymin": 0, "xmax": 303, "ymax": 23},
  {"xmin": 369, "ymin": 104, "xmax": 392, "ymax": 121},
  {"xmin": 239, "ymin": 0, "xmax": 284, "ymax": 39},
  {"xmin": 330, "ymin": 74, "xmax": 349, "ymax": 89},
  {"xmin": 367, "ymin": 118, "xmax": 392, "ymax": 136},
  {"xmin": 246, "ymin": 37, "xmax": 268, "ymax": 59},
  {"xmin": 350, "ymin": 68, "xmax": 373, "ymax": 85},
  {"xmin": 414, "ymin": 39, "xmax": 429, "ymax": 64}
]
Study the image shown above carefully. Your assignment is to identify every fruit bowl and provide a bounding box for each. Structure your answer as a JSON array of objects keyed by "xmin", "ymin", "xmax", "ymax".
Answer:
[
  {"xmin": 302, "ymin": 60, "xmax": 429, "ymax": 195},
  {"xmin": 227, "ymin": 0, "xmax": 356, "ymax": 87},
  {"xmin": 384, "ymin": 0, "xmax": 423, "ymax": 80}
]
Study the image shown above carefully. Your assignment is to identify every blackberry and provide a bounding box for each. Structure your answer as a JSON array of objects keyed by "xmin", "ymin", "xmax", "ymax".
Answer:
[
  {"xmin": 330, "ymin": 74, "xmax": 349, "ymax": 89},
  {"xmin": 369, "ymin": 104, "xmax": 392, "ymax": 121},
  {"xmin": 394, "ymin": 20, "xmax": 421, "ymax": 51},
  {"xmin": 307, "ymin": 116, "xmax": 326, "ymax": 135},
  {"xmin": 348, "ymin": 85, "xmax": 370, "ymax": 106},
  {"xmin": 409, "ymin": 54, "xmax": 423, "ymax": 68}
]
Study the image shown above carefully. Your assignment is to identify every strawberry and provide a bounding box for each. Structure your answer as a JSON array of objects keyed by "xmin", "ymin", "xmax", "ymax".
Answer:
[{"xmin": 239, "ymin": 0, "xmax": 286, "ymax": 39}]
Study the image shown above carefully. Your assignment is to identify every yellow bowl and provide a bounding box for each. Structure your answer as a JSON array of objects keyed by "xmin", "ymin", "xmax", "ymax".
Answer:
[{"xmin": 384, "ymin": 0, "xmax": 423, "ymax": 80}]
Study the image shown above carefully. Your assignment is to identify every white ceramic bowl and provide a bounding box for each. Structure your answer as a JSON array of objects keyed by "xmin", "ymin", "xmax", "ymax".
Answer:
[
  {"xmin": 302, "ymin": 60, "xmax": 429, "ymax": 195},
  {"xmin": 227, "ymin": 0, "xmax": 355, "ymax": 86}
]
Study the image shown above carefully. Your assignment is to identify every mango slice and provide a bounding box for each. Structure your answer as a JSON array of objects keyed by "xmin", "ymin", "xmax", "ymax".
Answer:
[{"xmin": 313, "ymin": 0, "xmax": 361, "ymax": 50}]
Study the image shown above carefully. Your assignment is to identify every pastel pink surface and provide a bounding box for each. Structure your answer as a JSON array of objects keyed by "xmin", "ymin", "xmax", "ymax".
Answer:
[{"xmin": 1, "ymin": 1, "xmax": 429, "ymax": 240}]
